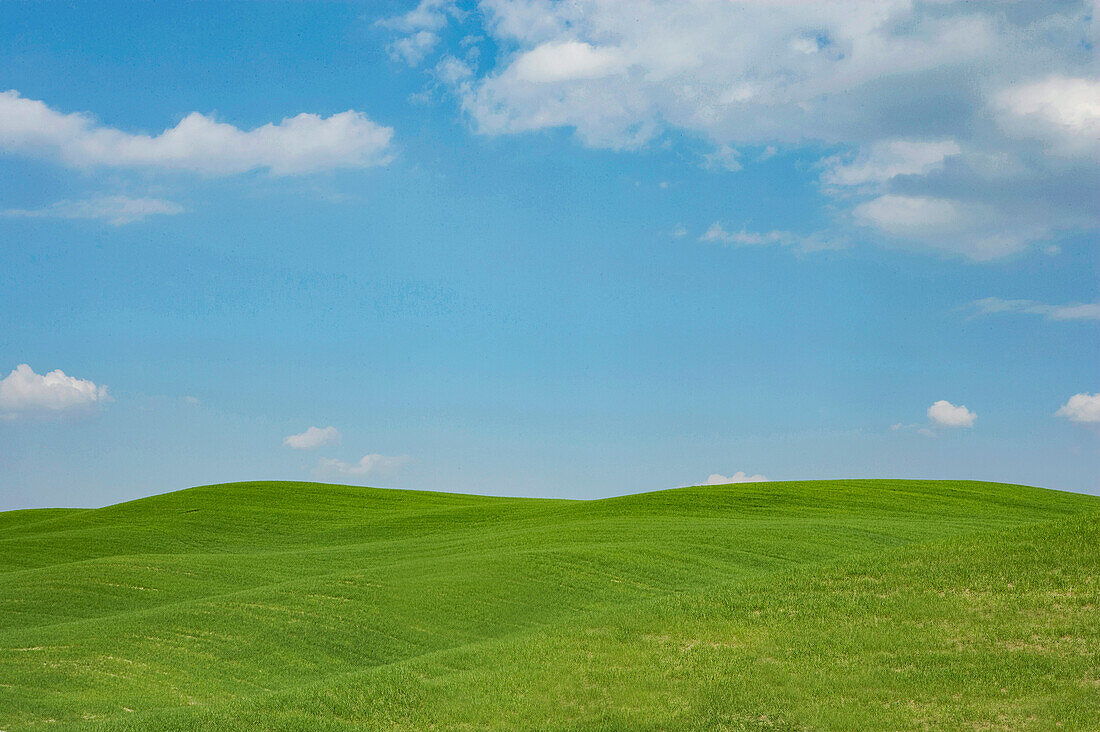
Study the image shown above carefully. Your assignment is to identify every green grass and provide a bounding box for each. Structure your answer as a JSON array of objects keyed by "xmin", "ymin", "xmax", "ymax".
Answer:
[{"xmin": 1, "ymin": 479, "xmax": 1097, "ymax": 730}]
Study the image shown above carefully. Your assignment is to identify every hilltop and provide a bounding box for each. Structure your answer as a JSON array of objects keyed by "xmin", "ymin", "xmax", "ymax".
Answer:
[{"xmin": 1, "ymin": 479, "xmax": 1097, "ymax": 730}]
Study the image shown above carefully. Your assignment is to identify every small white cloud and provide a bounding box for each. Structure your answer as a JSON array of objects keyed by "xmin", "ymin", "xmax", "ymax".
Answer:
[
  {"xmin": 388, "ymin": 30, "xmax": 440, "ymax": 66},
  {"xmin": 435, "ymin": 56, "xmax": 475, "ymax": 86},
  {"xmin": 927, "ymin": 400, "xmax": 976, "ymax": 428},
  {"xmin": 1056, "ymin": 393, "xmax": 1100, "ymax": 424},
  {"xmin": 314, "ymin": 454, "xmax": 410, "ymax": 477},
  {"xmin": 3, "ymin": 195, "xmax": 183, "ymax": 225},
  {"xmin": 969, "ymin": 298, "xmax": 1100, "ymax": 322},
  {"xmin": 703, "ymin": 471, "xmax": 767, "ymax": 485},
  {"xmin": 0, "ymin": 363, "xmax": 111, "ymax": 418},
  {"xmin": 0, "ymin": 90, "xmax": 395, "ymax": 176},
  {"xmin": 283, "ymin": 425, "xmax": 341, "ymax": 450},
  {"xmin": 703, "ymin": 143, "xmax": 743, "ymax": 172},
  {"xmin": 671, "ymin": 223, "xmax": 688, "ymax": 238}
]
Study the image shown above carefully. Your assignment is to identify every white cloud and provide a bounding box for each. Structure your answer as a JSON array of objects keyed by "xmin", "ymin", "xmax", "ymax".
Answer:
[
  {"xmin": 997, "ymin": 76, "xmax": 1100, "ymax": 160},
  {"xmin": 315, "ymin": 454, "xmax": 410, "ymax": 477},
  {"xmin": 0, "ymin": 90, "xmax": 395, "ymax": 176},
  {"xmin": 283, "ymin": 425, "xmax": 341, "ymax": 450},
  {"xmin": 385, "ymin": 1, "xmax": 1099, "ymax": 260},
  {"xmin": 822, "ymin": 140, "xmax": 961, "ymax": 187},
  {"xmin": 510, "ymin": 41, "xmax": 626, "ymax": 83},
  {"xmin": 700, "ymin": 223, "xmax": 844, "ymax": 252},
  {"xmin": 703, "ymin": 472, "xmax": 767, "ymax": 485},
  {"xmin": 0, "ymin": 364, "xmax": 111, "ymax": 418},
  {"xmin": 927, "ymin": 400, "xmax": 976, "ymax": 428},
  {"xmin": 970, "ymin": 297, "xmax": 1100, "ymax": 321},
  {"xmin": 1056, "ymin": 393, "xmax": 1100, "ymax": 423},
  {"xmin": 3, "ymin": 195, "xmax": 183, "ymax": 225},
  {"xmin": 435, "ymin": 56, "xmax": 475, "ymax": 86},
  {"xmin": 450, "ymin": 1, "xmax": 1004, "ymax": 148}
]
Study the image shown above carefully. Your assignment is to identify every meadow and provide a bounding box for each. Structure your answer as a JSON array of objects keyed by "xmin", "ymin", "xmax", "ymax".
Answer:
[{"xmin": 1, "ymin": 479, "xmax": 1097, "ymax": 730}]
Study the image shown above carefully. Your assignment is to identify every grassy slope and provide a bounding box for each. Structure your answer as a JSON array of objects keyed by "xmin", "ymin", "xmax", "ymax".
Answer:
[{"xmin": 0, "ymin": 480, "xmax": 1096, "ymax": 730}]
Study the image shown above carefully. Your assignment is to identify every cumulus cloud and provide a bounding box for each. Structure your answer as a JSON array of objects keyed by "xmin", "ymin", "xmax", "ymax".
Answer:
[
  {"xmin": 997, "ymin": 76, "xmax": 1100, "ymax": 160},
  {"xmin": 383, "ymin": 1, "xmax": 1099, "ymax": 260},
  {"xmin": 970, "ymin": 297, "xmax": 1100, "ymax": 321},
  {"xmin": 510, "ymin": 41, "xmax": 626, "ymax": 83},
  {"xmin": 0, "ymin": 90, "xmax": 395, "ymax": 175},
  {"xmin": 283, "ymin": 426, "xmax": 341, "ymax": 450},
  {"xmin": 0, "ymin": 364, "xmax": 111, "ymax": 418},
  {"xmin": 703, "ymin": 472, "xmax": 768, "ymax": 485},
  {"xmin": 314, "ymin": 454, "xmax": 410, "ymax": 477},
  {"xmin": 446, "ymin": 1, "xmax": 1006, "ymax": 147},
  {"xmin": 3, "ymin": 195, "xmax": 183, "ymax": 225},
  {"xmin": 1056, "ymin": 393, "xmax": 1100, "ymax": 423},
  {"xmin": 927, "ymin": 400, "xmax": 976, "ymax": 428}
]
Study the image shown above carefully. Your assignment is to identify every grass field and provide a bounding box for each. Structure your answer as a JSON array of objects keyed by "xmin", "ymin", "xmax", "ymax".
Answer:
[{"xmin": 1, "ymin": 479, "xmax": 1098, "ymax": 730}]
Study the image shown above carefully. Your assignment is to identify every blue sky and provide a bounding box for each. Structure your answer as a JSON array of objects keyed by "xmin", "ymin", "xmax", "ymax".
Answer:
[{"xmin": 1, "ymin": 0, "xmax": 1097, "ymax": 510}]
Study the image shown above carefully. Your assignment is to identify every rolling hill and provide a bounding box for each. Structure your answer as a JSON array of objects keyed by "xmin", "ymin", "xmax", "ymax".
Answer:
[{"xmin": 1, "ymin": 479, "xmax": 1097, "ymax": 730}]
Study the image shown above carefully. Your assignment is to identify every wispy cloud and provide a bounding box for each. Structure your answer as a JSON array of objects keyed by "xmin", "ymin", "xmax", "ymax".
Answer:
[
  {"xmin": 969, "ymin": 297, "xmax": 1100, "ymax": 322},
  {"xmin": 700, "ymin": 223, "xmax": 844, "ymax": 252},
  {"xmin": 3, "ymin": 195, "xmax": 183, "ymax": 225}
]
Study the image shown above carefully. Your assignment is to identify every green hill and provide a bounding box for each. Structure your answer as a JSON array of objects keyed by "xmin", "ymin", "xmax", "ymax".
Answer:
[{"xmin": 1, "ymin": 479, "xmax": 1097, "ymax": 730}]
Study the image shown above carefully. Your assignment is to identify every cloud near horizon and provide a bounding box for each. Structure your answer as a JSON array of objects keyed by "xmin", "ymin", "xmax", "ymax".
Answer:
[
  {"xmin": 0, "ymin": 364, "xmax": 111, "ymax": 419},
  {"xmin": 314, "ymin": 454, "xmax": 411, "ymax": 478},
  {"xmin": 0, "ymin": 90, "xmax": 395, "ymax": 176},
  {"xmin": 703, "ymin": 471, "xmax": 767, "ymax": 485},
  {"xmin": 283, "ymin": 426, "xmax": 342, "ymax": 450}
]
